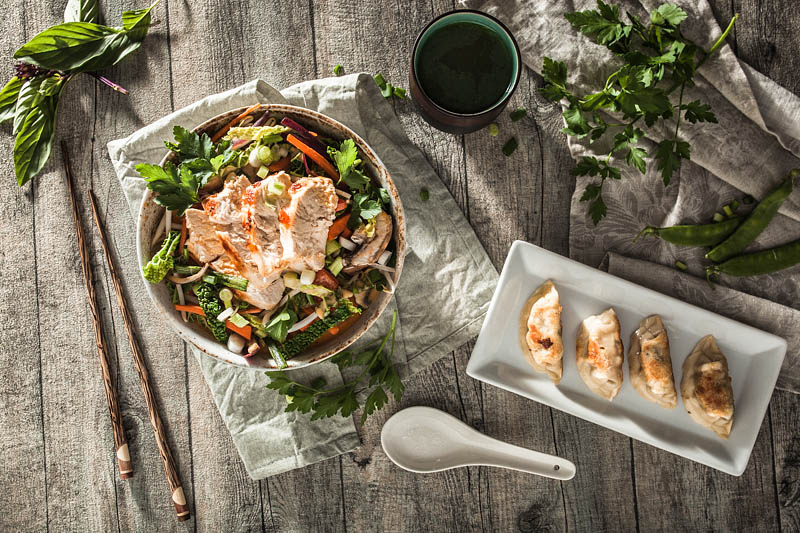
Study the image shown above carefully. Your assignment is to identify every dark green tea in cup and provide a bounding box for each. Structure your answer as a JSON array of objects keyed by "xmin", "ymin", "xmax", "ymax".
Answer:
[
  {"xmin": 416, "ymin": 21, "xmax": 514, "ymax": 114},
  {"xmin": 410, "ymin": 10, "xmax": 521, "ymax": 134}
]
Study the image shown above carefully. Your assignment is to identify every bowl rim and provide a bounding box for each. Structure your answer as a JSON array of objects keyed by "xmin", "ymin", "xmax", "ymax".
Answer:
[{"xmin": 135, "ymin": 103, "xmax": 406, "ymax": 371}]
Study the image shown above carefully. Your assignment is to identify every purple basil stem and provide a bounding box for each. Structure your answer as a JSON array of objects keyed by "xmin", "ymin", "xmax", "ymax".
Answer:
[
  {"xmin": 280, "ymin": 117, "xmax": 329, "ymax": 155},
  {"xmin": 252, "ymin": 113, "xmax": 270, "ymax": 127},
  {"xmin": 302, "ymin": 153, "xmax": 319, "ymax": 177}
]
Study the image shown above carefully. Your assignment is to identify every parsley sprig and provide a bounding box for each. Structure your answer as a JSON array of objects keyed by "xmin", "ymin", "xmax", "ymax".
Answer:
[
  {"xmin": 137, "ymin": 125, "xmax": 235, "ymax": 213},
  {"xmin": 266, "ymin": 311, "xmax": 404, "ymax": 424},
  {"xmin": 540, "ymin": 1, "xmax": 736, "ymax": 224}
]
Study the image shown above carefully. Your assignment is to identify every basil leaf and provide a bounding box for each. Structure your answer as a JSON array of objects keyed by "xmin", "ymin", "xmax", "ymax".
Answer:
[
  {"xmin": 14, "ymin": 22, "xmax": 123, "ymax": 71},
  {"xmin": 38, "ymin": 75, "xmax": 65, "ymax": 97},
  {"xmin": 13, "ymin": 12, "xmax": 154, "ymax": 73},
  {"xmin": 14, "ymin": 77, "xmax": 46, "ymax": 135},
  {"xmin": 14, "ymin": 93, "xmax": 59, "ymax": 186},
  {"xmin": 0, "ymin": 77, "xmax": 24, "ymax": 124},
  {"xmin": 64, "ymin": 0, "xmax": 99, "ymax": 23},
  {"xmin": 122, "ymin": 5, "xmax": 155, "ymax": 41}
]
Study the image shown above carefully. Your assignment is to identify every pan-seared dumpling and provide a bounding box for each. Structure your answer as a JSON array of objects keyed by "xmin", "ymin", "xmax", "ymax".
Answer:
[
  {"xmin": 629, "ymin": 315, "xmax": 677, "ymax": 409},
  {"xmin": 681, "ymin": 335, "xmax": 734, "ymax": 439},
  {"xmin": 576, "ymin": 308, "xmax": 624, "ymax": 400},
  {"xmin": 518, "ymin": 280, "xmax": 563, "ymax": 383}
]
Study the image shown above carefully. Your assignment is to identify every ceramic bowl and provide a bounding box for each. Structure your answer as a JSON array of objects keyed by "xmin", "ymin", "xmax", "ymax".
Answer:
[{"xmin": 136, "ymin": 104, "xmax": 406, "ymax": 370}]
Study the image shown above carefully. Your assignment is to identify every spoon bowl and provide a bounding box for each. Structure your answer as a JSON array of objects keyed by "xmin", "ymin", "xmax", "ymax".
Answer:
[{"xmin": 381, "ymin": 406, "xmax": 575, "ymax": 480}]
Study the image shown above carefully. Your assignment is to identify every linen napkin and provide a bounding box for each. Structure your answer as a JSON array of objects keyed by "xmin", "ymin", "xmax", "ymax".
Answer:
[
  {"xmin": 468, "ymin": 0, "xmax": 800, "ymax": 392},
  {"xmin": 107, "ymin": 74, "xmax": 498, "ymax": 479}
]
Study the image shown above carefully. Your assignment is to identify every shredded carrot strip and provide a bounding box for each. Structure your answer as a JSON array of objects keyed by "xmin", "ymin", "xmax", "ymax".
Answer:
[
  {"xmin": 238, "ymin": 308, "xmax": 263, "ymax": 314},
  {"xmin": 328, "ymin": 214, "xmax": 350, "ymax": 240},
  {"xmin": 211, "ymin": 104, "xmax": 261, "ymax": 143},
  {"xmin": 286, "ymin": 134, "xmax": 339, "ymax": 179},
  {"xmin": 268, "ymin": 156, "xmax": 291, "ymax": 172},
  {"xmin": 175, "ymin": 304, "xmax": 204, "ymax": 315},
  {"xmin": 178, "ymin": 217, "xmax": 188, "ymax": 254},
  {"xmin": 226, "ymin": 320, "xmax": 252, "ymax": 340}
]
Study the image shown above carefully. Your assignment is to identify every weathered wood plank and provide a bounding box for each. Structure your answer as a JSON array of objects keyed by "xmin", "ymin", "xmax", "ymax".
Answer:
[
  {"xmin": 309, "ymin": 0, "xmax": 484, "ymax": 530},
  {"xmin": 771, "ymin": 390, "xmax": 800, "ymax": 532},
  {"xmin": 85, "ymin": 0, "xmax": 197, "ymax": 529},
  {"xmin": 0, "ymin": 2, "xmax": 47, "ymax": 530},
  {"xmin": 30, "ymin": 70, "xmax": 120, "ymax": 533},
  {"xmin": 632, "ymin": 421, "xmax": 778, "ymax": 532},
  {"xmin": 729, "ymin": 3, "xmax": 800, "ymax": 532},
  {"xmin": 462, "ymin": 68, "xmax": 571, "ymax": 532}
]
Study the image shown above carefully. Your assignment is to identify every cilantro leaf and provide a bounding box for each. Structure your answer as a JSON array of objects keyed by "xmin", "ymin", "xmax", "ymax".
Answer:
[
  {"xmin": 168, "ymin": 125, "xmax": 214, "ymax": 159},
  {"xmin": 136, "ymin": 161, "xmax": 199, "ymax": 214},
  {"xmin": 328, "ymin": 139, "xmax": 370, "ymax": 190},
  {"xmin": 587, "ymin": 194, "xmax": 608, "ymax": 225},
  {"xmin": 653, "ymin": 139, "xmax": 690, "ymax": 185},
  {"xmin": 626, "ymin": 146, "xmax": 647, "ymax": 173},
  {"xmin": 564, "ymin": 0, "xmax": 631, "ymax": 48},
  {"xmin": 571, "ymin": 156, "xmax": 603, "ymax": 177},
  {"xmin": 539, "ymin": 57, "xmax": 569, "ymax": 101},
  {"xmin": 651, "ymin": 3, "xmax": 687, "ymax": 26},
  {"xmin": 351, "ymin": 193, "xmax": 382, "ymax": 226},
  {"xmin": 265, "ymin": 311, "xmax": 401, "ymax": 425},
  {"xmin": 562, "ymin": 106, "xmax": 592, "ymax": 137},
  {"xmin": 681, "ymin": 100, "xmax": 717, "ymax": 123},
  {"xmin": 361, "ymin": 386, "xmax": 388, "ymax": 424}
]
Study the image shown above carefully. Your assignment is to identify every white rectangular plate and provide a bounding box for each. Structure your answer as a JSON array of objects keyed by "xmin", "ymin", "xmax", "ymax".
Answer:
[{"xmin": 466, "ymin": 241, "xmax": 786, "ymax": 476}]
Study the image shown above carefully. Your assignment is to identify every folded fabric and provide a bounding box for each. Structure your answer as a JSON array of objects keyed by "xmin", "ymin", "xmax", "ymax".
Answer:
[
  {"xmin": 107, "ymin": 74, "xmax": 498, "ymax": 478},
  {"xmin": 603, "ymin": 252, "xmax": 799, "ymax": 393},
  {"xmin": 469, "ymin": 0, "xmax": 800, "ymax": 392}
]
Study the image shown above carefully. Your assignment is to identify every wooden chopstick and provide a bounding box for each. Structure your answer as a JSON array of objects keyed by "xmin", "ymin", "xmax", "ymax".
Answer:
[
  {"xmin": 62, "ymin": 143, "xmax": 133, "ymax": 480},
  {"xmin": 87, "ymin": 189, "xmax": 191, "ymax": 522}
]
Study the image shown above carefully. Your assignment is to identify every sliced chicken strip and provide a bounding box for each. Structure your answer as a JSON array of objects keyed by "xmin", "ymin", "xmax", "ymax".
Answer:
[
  {"xmin": 185, "ymin": 208, "xmax": 224, "ymax": 263},
  {"xmin": 203, "ymin": 174, "xmax": 250, "ymax": 225},
  {"xmin": 211, "ymin": 255, "xmax": 285, "ymax": 310},
  {"xmin": 280, "ymin": 177, "xmax": 337, "ymax": 272},
  {"xmin": 242, "ymin": 172, "xmax": 292, "ymax": 278}
]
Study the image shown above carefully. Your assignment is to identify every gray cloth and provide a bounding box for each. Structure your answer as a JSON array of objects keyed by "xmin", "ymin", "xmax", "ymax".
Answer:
[
  {"xmin": 603, "ymin": 252, "xmax": 800, "ymax": 392},
  {"xmin": 469, "ymin": 0, "xmax": 800, "ymax": 393},
  {"xmin": 107, "ymin": 74, "xmax": 498, "ymax": 479}
]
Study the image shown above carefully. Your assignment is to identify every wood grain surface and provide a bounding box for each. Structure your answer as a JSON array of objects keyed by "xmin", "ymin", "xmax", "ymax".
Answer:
[{"xmin": 0, "ymin": 0, "xmax": 798, "ymax": 531}]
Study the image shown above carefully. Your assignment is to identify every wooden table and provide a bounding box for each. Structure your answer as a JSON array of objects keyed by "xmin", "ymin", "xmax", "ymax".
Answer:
[{"xmin": 1, "ymin": 1, "xmax": 797, "ymax": 531}]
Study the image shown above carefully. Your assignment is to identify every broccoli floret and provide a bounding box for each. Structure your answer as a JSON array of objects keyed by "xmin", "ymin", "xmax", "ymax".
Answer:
[
  {"xmin": 193, "ymin": 282, "xmax": 229, "ymax": 342},
  {"xmin": 143, "ymin": 230, "xmax": 180, "ymax": 284},
  {"xmin": 277, "ymin": 299, "xmax": 361, "ymax": 359}
]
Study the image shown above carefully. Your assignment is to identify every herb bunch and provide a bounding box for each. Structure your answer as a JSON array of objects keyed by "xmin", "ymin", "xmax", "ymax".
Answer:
[
  {"xmin": 266, "ymin": 311, "xmax": 404, "ymax": 424},
  {"xmin": 0, "ymin": 0, "xmax": 159, "ymax": 186},
  {"xmin": 539, "ymin": 1, "xmax": 736, "ymax": 224}
]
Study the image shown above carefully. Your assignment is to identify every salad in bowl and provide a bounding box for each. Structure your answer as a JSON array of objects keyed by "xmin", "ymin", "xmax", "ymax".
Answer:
[{"xmin": 135, "ymin": 104, "xmax": 405, "ymax": 369}]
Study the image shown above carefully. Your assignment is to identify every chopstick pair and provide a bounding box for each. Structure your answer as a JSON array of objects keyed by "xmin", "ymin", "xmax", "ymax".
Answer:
[{"xmin": 62, "ymin": 144, "xmax": 190, "ymax": 522}]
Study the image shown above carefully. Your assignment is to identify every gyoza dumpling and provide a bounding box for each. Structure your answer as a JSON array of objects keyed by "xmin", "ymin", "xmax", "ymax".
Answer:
[
  {"xmin": 519, "ymin": 280, "xmax": 563, "ymax": 383},
  {"xmin": 576, "ymin": 308, "xmax": 624, "ymax": 400},
  {"xmin": 681, "ymin": 335, "xmax": 734, "ymax": 439},
  {"xmin": 629, "ymin": 315, "xmax": 677, "ymax": 409}
]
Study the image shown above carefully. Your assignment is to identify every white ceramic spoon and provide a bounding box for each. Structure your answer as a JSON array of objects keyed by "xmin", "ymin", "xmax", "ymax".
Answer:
[{"xmin": 381, "ymin": 406, "xmax": 575, "ymax": 480}]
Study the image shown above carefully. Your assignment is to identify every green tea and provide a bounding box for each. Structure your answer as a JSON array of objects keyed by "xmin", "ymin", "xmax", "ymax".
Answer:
[{"xmin": 416, "ymin": 21, "xmax": 514, "ymax": 114}]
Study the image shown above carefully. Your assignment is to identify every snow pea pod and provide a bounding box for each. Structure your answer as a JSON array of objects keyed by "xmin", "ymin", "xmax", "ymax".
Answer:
[
  {"xmin": 634, "ymin": 217, "xmax": 741, "ymax": 247},
  {"xmin": 706, "ymin": 239, "xmax": 800, "ymax": 277},
  {"xmin": 706, "ymin": 170, "xmax": 798, "ymax": 263}
]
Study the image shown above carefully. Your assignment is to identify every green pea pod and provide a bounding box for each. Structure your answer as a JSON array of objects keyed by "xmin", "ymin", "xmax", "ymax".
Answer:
[
  {"xmin": 634, "ymin": 217, "xmax": 741, "ymax": 247},
  {"xmin": 706, "ymin": 239, "xmax": 800, "ymax": 278},
  {"xmin": 706, "ymin": 170, "xmax": 798, "ymax": 263}
]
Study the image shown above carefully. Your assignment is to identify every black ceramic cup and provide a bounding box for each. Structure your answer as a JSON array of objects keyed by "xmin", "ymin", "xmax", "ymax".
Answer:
[{"xmin": 409, "ymin": 10, "xmax": 522, "ymax": 135}]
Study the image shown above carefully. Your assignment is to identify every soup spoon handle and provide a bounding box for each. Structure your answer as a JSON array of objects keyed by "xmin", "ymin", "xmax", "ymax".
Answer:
[{"xmin": 468, "ymin": 436, "xmax": 576, "ymax": 480}]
